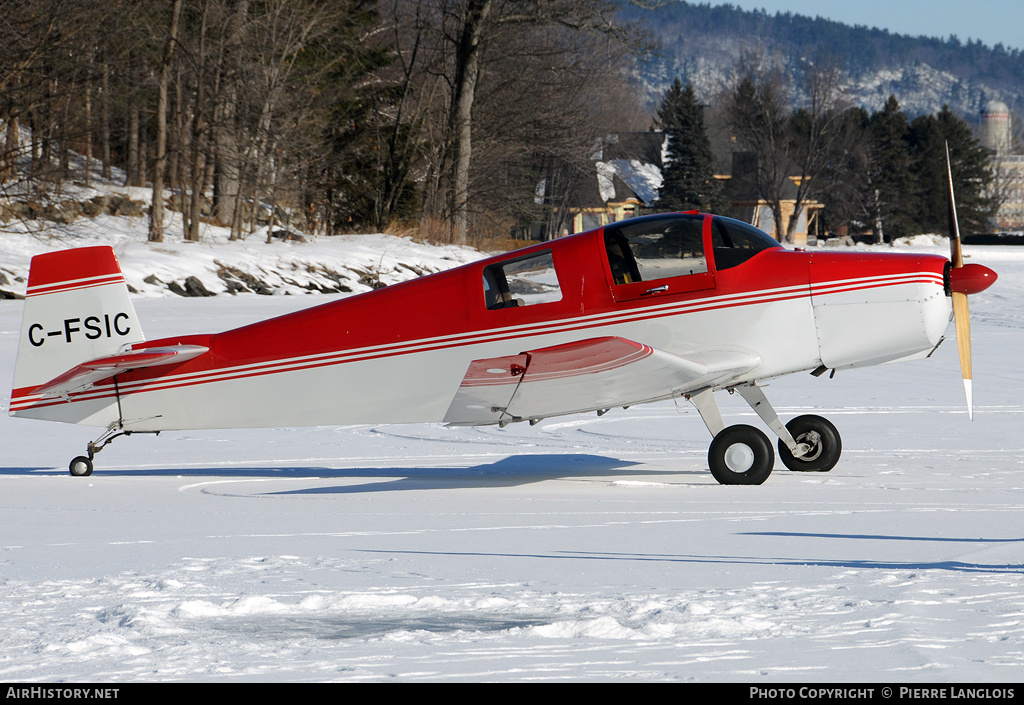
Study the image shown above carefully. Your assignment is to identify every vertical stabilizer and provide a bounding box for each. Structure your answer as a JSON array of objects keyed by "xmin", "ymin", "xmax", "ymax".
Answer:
[{"xmin": 10, "ymin": 246, "xmax": 144, "ymax": 419}]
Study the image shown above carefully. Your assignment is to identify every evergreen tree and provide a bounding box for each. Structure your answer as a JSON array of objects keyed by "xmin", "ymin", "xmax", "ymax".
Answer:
[
  {"xmin": 936, "ymin": 106, "xmax": 995, "ymax": 235},
  {"xmin": 908, "ymin": 106, "xmax": 994, "ymax": 235},
  {"xmin": 655, "ymin": 78, "xmax": 727, "ymax": 213},
  {"xmin": 867, "ymin": 95, "xmax": 917, "ymax": 241},
  {"xmin": 304, "ymin": 1, "xmax": 414, "ymax": 233}
]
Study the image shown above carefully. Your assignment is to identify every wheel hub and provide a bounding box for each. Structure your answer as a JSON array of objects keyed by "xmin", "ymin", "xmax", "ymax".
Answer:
[
  {"xmin": 724, "ymin": 442, "xmax": 755, "ymax": 473},
  {"xmin": 794, "ymin": 431, "xmax": 823, "ymax": 461}
]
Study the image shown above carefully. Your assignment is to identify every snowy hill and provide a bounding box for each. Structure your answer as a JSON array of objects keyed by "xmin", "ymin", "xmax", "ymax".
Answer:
[{"xmin": 626, "ymin": 2, "xmax": 1024, "ymax": 119}]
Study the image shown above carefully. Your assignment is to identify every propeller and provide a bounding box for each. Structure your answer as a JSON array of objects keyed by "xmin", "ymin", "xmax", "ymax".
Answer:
[{"xmin": 944, "ymin": 143, "xmax": 997, "ymax": 420}]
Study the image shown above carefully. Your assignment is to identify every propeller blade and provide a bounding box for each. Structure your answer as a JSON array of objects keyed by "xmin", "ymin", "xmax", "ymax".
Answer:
[
  {"xmin": 946, "ymin": 143, "xmax": 963, "ymax": 268},
  {"xmin": 952, "ymin": 291, "xmax": 973, "ymax": 420},
  {"xmin": 946, "ymin": 141, "xmax": 973, "ymax": 419}
]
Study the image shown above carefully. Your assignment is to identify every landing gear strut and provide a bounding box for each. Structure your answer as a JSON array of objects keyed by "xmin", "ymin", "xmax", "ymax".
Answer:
[
  {"xmin": 68, "ymin": 426, "xmax": 131, "ymax": 477},
  {"xmin": 67, "ymin": 424, "xmax": 159, "ymax": 477},
  {"xmin": 688, "ymin": 383, "xmax": 843, "ymax": 485}
]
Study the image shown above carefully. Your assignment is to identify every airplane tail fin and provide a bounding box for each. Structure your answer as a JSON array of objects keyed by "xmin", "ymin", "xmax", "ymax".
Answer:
[{"xmin": 11, "ymin": 246, "xmax": 145, "ymax": 414}]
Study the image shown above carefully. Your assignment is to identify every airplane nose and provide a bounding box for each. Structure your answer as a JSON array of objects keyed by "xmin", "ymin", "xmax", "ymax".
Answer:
[{"xmin": 947, "ymin": 262, "xmax": 997, "ymax": 296}]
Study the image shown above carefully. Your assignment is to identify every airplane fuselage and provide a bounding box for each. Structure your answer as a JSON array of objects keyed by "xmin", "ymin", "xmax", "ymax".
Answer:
[{"xmin": 10, "ymin": 213, "xmax": 952, "ymax": 432}]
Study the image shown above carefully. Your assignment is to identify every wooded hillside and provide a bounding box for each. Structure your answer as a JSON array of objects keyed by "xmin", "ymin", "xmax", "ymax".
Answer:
[
  {"xmin": 0, "ymin": 0, "xmax": 650, "ymax": 244},
  {"xmin": 625, "ymin": 1, "xmax": 1024, "ymax": 118},
  {"xmin": 0, "ymin": 1, "xmax": 1014, "ymax": 244}
]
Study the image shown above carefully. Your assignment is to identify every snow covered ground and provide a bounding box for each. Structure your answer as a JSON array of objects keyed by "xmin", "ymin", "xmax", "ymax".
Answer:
[{"xmin": 1, "ymin": 223, "xmax": 1023, "ymax": 682}]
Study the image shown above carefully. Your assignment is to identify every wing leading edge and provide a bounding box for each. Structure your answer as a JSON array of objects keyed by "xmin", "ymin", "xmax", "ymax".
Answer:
[{"xmin": 443, "ymin": 336, "xmax": 760, "ymax": 426}]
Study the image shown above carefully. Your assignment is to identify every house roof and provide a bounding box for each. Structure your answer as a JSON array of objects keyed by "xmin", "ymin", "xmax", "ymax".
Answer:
[{"xmin": 561, "ymin": 132, "xmax": 667, "ymax": 209}]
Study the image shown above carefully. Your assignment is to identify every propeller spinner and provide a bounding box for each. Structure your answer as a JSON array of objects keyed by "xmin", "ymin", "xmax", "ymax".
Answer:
[{"xmin": 945, "ymin": 143, "xmax": 997, "ymax": 419}]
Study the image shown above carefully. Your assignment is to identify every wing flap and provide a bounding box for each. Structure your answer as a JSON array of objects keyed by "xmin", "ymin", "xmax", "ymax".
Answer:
[
  {"xmin": 34, "ymin": 344, "xmax": 209, "ymax": 397},
  {"xmin": 444, "ymin": 336, "xmax": 759, "ymax": 426}
]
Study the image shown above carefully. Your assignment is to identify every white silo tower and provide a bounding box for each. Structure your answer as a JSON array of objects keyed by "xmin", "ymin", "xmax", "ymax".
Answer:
[{"xmin": 981, "ymin": 99, "xmax": 1011, "ymax": 154}]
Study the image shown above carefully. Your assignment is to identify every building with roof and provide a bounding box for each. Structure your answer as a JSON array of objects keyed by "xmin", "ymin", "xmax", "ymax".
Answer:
[
  {"xmin": 532, "ymin": 132, "xmax": 667, "ymax": 237},
  {"xmin": 714, "ymin": 150, "xmax": 822, "ymax": 246},
  {"xmin": 531, "ymin": 127, "xmax": 822, "ymax": 244}
]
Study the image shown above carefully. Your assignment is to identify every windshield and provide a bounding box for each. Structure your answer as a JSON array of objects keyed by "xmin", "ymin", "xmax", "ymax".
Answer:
[{"xmin": 711, "ymin": 216, "xmax": 781, "ymax": 270}]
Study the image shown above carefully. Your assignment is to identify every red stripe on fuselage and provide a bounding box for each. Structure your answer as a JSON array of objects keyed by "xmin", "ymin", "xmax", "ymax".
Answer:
[{"xmin": 11, "ymin": 280, "xmax": 817, "ymax": 409}]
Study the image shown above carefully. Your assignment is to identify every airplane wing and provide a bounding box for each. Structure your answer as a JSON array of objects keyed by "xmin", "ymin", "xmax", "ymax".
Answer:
[
  {"xmin": 33, "ymin": 344, "xmax": 209, "ymax": 398},
  {"xmin": 443, "ymin": 336, "xmax": 759, "ymax": 426}
]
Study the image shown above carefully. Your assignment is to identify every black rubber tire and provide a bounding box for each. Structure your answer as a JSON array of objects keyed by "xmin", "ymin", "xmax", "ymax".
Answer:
[
  {"xmin": 777, "ymin": 415, "xmax": 842, "ymax": 473},
  {"xmin": 69, "ymin": 456, "xmax": 94, "ymax": 477},
  {"xmin": 708, "ymin": 424, "xmax": 774, "ymax": 485}
]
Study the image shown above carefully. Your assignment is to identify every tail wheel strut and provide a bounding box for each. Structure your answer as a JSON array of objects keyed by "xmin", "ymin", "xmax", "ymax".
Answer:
[{"xmin": 67, "ymin": 427, "xmax": 159, "ymax": 477}]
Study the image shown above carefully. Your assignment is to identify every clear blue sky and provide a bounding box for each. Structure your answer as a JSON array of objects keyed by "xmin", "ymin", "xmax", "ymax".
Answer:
[{"xmin": 720, "ymin": 1, "xmax": 1024, "ymax": 51}]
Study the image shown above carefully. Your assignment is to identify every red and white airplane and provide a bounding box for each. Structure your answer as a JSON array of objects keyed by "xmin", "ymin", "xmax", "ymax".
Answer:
[{"xmin": 9, "ymin": 171, "xmax": 996, "ymax": 484}]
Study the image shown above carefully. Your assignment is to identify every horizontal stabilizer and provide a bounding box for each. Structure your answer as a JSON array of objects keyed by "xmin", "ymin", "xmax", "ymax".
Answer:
[
  {"xmin": 444, "ymin": 336, "xmax": 759, "ymax": 426},
  {"xmin": 34, "ymin": 345, "xmax": 209, "ymax": 397}
]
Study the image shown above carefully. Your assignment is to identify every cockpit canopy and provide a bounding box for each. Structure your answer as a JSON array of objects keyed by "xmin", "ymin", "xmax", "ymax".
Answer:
[{"xmin": 604, "ymin": 213, "xmax": 781, "ymax": 285}]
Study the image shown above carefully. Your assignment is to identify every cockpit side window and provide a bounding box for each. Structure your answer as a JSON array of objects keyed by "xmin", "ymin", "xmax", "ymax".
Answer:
[
  {"xmin": 605, "ymin": 214, "xmax": 707, "ymax": 283},
  {"xmin": 483, "ymin": 250, "xmax": 562, "ymax": 310},
  {"xmin": 711, "ymin": 216, "xmax": 781, "ymax": 270},
  {"xmin": 605, "ymin": 232, "xmax": 642, "ymax": 285}
]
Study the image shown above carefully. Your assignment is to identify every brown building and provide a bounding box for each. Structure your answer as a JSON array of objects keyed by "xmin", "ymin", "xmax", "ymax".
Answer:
[{"xmin": 717, "ymin": 150, "xmax": 823, "ymax": 246}]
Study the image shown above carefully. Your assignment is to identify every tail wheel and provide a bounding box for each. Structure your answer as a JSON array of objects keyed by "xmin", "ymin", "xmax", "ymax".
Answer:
[
  {"xmin": 708, "ymin": 424, "xmax": 774, "ymax": 485},
  {"xmin": 778, "ymin": 415, "xmax": 841, "ymax": 473},
  {"xmin": 69, "ymin": 456, "xmax": 94, "ymax": 477}
]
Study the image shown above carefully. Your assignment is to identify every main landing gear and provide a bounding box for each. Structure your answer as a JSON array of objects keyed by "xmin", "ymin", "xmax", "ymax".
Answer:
[{"xmin": 688, "ymin": 384, "xmax": 842, "ymax": 485}]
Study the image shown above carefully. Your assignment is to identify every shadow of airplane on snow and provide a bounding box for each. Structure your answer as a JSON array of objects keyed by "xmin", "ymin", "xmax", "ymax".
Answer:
[{"xmin": 0, "ymin": 453, "xmax": 677, "ymax": 493}]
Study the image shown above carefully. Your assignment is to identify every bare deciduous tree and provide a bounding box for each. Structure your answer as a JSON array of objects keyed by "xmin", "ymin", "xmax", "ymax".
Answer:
[
  {"xmin": 724, "ymin": 52, "xmax": 850, "ymax": 242},
  {"xmin": 149, "ymin": 0, "xmax": 183, "ymax": 243},
  {"xmin": 2, "ymin": 0, "xmax": 653, "ymax": 246},
  {"xmin": 418, "ymin": 0, "xmax": 652, "ymax": 244}
]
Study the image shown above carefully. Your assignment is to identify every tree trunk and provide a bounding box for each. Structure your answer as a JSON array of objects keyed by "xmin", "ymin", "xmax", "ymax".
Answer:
[
  {"xmin": 149, "ymin": 0, "xmax": 184, "ymax": 243},
  {"xmin": 230, "ymin": 181, "xmax": 245, "ymax": 240},
  {"xmin": 100, "ymin": 61, "xmax": 111, "ymax": 180},
  {"xmin": 214, "ymin": 0, "xmax": 248, "ymax": 226},
  {"xmin": 2, "ymin": 114, "xmax": 18, "ymax": 182},
  {"xmin": 28, "ymin": 110, "xmax": 39, "ymax": 189},
  {"xmin": 447, "ymin": 0, "xmax": 492, "ymax": 245},
  {"xmin": 126, "ymin": 103, "xmax": 140, "ymax": 187},
  {"xmin": 173, "ymin": 64, "xmax": 186, "ymax": 195},
  {"xmin": 187, "ymin": 122, "xmax": 207, "ymax": 241},
  {"xmin": 83, "ymin": 83, "xmax": 92, "ymax": 188},
  {"xmin": 139, "ymin": 114, "xmax": 148, "ymax": 185}
]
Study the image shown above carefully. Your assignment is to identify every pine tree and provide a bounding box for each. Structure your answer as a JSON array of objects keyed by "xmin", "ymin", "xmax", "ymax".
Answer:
[
  {"xmin": 655, "ymin": 78, "xmax": 727, "ymax": 213},
  {"xmin": 908, "ymin": 106, "xmax": 994, "ymax": 236},
  {"xmin": 937, "ymin": 106, "xmax": 995, "ymax": 235},
  {"xmin": 867, "ymin": 95, "xmax": 917, "ymax": 241}
]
